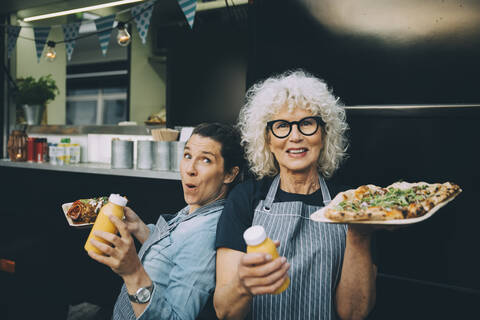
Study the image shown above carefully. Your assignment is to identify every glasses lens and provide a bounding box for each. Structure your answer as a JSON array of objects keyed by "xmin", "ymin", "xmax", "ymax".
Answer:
[
  {"xmin": 298, "ymin": 117, "xmax": 319, "ymax": 135},
  {"xmin": 271, "ymin": 120, "xmax": 291, "ymax": 138}
]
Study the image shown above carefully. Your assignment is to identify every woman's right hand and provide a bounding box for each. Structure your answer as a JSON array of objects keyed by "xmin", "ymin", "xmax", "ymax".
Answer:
[
  {"xmin": 237, "ymin": 241, "xmax": 290, "ymax": 296},
  {"xmin": 124, "ymin": 207, "xmax": 150, "ymax": 244}
]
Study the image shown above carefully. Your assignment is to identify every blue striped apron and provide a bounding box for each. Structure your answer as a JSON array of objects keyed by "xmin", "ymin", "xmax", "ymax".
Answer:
[{"xmin": 251, "ymin": 175, "xmax": 347, "ymax": 320}]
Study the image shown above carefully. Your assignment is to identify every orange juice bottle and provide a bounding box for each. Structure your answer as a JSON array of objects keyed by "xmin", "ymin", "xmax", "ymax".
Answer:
[
  {"xmin": 84, "ymin": 194, "xmax": 128, "ymax": 254},
  {"xmin": 243, "ymin": 225, "xmax": 290, "ymax": 294}
]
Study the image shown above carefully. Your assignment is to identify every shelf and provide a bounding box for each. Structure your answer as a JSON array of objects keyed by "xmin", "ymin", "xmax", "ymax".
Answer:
[{"xmin": 0, "ymin": 159, "xmax": 181, "ymax": 180}]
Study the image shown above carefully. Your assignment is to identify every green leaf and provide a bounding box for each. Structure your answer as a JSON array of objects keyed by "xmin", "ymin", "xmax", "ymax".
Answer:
[{"xmin": 14, "ymin": 74, "xmax": 60, "ymax": 106}]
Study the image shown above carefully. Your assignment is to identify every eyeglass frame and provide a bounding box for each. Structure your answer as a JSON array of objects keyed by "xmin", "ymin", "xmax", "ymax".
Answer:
[{"xmin": 266, "ymin": 116, "xmax": 325, "ymax": 139}]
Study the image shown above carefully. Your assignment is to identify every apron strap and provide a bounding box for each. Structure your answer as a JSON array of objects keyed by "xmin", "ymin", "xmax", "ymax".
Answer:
[
  {"xmin": 263, "ymin": 175, "xmax": 280, "ymax": 211},
  {"xmin": 319, "ymin": 175, "xmax": 331, "ymax": 206},
  {"xmin": 263, "ymin": 174, "xmax": 331, "ymax": 210}
]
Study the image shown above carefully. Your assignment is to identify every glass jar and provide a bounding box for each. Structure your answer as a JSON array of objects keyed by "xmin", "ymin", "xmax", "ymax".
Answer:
[{"xmin": 7, "ymin": 130, "xmax": 28, "ymax": 162}]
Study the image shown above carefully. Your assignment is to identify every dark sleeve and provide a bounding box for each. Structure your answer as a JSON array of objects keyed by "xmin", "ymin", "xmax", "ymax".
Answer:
[{"xmin": 215, "ymin": 180, "xmax": 256, "ymax": 252}]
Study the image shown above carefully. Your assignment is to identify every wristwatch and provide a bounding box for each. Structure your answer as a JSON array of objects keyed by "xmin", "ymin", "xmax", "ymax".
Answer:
[{"xmin": 128, "ymin": 283, "xmax": 154, "ymax": 304}]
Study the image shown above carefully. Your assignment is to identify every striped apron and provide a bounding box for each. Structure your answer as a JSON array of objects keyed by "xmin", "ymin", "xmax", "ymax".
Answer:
[{"xmin": 251, "ymin": 175, "xmax": 347, "ymax": 320}]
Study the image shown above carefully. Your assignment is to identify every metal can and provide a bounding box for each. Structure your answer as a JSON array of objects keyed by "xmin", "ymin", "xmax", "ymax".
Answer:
[
  {"xmin": 27, "ymin": 138, "xmax": 36, "ymax": 162},
  {"xmin": 111, "ymin": 139, "xmax": 133, "ymax": 169},
  {"xmin": 42, "ymin": 138, "xmax": 49, "ymax": 162},
  {"xmin": 35, "ymin": 139, "xmax": 44, "ymax": 162}
]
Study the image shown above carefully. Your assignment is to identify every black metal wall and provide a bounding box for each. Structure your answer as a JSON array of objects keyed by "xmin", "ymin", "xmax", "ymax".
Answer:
[
  {"xmin": 0, "ymin": 14, "xmax": 6, "ymax": 158},
  {"xmin": 0, "ymin": 168, "xmax": 185, "ymax": 320},
  {"xmin": 167, "ymin": 0, "xmax": 480, "ymax": 126},
  {"xmin": 330, "ymin": 106, "xmax": 480, "ymax": 318},
  {"xmin": 250, "ymin": 0, "xmax": 480, "ymax": 105},
  {"xmin": 166, "ymin": 8, "xmax": 249, "ymax": 127}
]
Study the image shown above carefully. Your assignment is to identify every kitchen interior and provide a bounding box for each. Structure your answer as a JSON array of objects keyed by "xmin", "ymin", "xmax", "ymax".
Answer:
[{"xmin": 1, "ymin": 0, "xmax": 479, "ymax": 319}]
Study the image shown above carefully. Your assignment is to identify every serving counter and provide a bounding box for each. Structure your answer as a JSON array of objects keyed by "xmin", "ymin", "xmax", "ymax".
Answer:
[{"xmin": 0, "ymin": 158, "xmax": 186, "ymax": 319}]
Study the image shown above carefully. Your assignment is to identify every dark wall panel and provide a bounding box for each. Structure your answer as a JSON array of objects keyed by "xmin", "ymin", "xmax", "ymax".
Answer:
[
  {"xmin": 0, "ymin": 14, "xmax": 6, "ymax": 158},
  {"xmin": 167, "ymin": 9, "xmax": 249, "ymax": 127},
  {"xmin": 251, "ymin": 0, "xmax": 480, "ymax": 105},
  {"xmin": 0, "ymin": 167, "xmax": 185, "ymax": 319},
  {"xmin": 328, "ymin": 106, "xmax": 480, "ymax": 318}
]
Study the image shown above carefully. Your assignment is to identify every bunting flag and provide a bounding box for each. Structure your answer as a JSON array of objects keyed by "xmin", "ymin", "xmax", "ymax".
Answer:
[
  {"xmin": 94, "ymin": 14, "xmax": 116, "ymax": 56},
  {"xmin": 131, "ymin": 0, "xmax": 155, "ymax": 44},
  {"xmin": 62, "ymin": 22, "xmax": 81, "ymax": 61},
  {"xmin": 6, "ymin": 25, "xmax": 21, "ymax": 58},
  {"xmin": 33, "ymin": 26, "xmax": 51, "ymax": 62},
  {"xmin": 177, "ymin": 0, "xmax": 197, "ymax": 28}
]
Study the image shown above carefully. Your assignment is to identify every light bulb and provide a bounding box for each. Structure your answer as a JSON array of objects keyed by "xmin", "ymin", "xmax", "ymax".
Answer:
[
  {"xmin": 45, "ymin": 41, "xmax": 56, "ymax": 62},
  {"xmin": 116, "ymin": 22, "xmax": 131, "ymax": 47}
]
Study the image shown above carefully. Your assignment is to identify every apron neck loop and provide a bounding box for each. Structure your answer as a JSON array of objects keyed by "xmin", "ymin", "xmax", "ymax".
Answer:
[
  {"xmin": 263, "ymin": 175, "xmax": 280, "ymax": 211},
  {"xmin": 263, "ymin": 174, "xmax": 331, "ymax": 210},
  {"xmin": 319, "ymin": 175, "xmax": 331, "ymax": 206}
]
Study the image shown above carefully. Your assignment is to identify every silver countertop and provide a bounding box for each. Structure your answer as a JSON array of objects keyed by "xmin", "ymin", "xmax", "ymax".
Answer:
[{"xmin": 0, "ymin": 159, "xmax": 181, "ymax": 180}]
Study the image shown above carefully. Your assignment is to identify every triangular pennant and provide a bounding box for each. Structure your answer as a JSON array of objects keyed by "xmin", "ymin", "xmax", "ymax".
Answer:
[
  {"xmin": 94, "ymin": 14, "xmax": 116, "ymax": 56},
  {"xmin": 62, "ymin": 22, "xmax": 81, "ymax": 61},
  {"xmin": 131, "ymin": 0, "xmax": 156, "ymax": 44},
  {"xmin": 33, "ymin": 26, "xmax": 51, "ymax": 62},
  {"xmin": 6, "ymin": 25, "xmax": 21, "ymax": 58},
  {"xmin": 177, "ymin": 0, "xmax": 197, "ymax": 28}
]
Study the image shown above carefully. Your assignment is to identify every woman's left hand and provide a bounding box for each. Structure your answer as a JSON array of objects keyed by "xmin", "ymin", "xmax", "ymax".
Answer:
[{"xmin": 87, "ymin": 214, "xmax": 142, "ymax": 278}]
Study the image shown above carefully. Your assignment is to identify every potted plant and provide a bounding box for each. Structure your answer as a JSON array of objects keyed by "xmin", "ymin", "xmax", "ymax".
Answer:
[{"xmin": 15, "ymin": 74, "xmax": 60, "ymax": 125}]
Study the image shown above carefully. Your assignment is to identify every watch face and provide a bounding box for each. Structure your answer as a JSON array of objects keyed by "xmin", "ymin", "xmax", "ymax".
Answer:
[{"xmin": 137, "ymin": 287, "xmax": 151, "ymax": 303}]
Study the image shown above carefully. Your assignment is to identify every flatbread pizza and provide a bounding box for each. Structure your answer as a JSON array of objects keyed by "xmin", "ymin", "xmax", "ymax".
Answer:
[{"xmin": 311, "ymin": 181, "xmax": 461, "ymax": 223}]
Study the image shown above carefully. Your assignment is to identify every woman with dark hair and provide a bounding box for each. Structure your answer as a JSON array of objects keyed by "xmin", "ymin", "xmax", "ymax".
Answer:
[{"xmin": 86, "ymin": 122, "xmax": 244, "ymax": 320}]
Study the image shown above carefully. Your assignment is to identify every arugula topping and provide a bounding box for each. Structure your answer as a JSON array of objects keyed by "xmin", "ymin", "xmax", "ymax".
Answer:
[{"xmin": 336, "ymin": 186, "xmax": 428, "ymax": 211}]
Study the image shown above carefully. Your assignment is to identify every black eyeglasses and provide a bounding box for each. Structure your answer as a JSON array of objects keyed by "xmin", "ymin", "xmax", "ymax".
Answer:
[{"xmin": 266, "ymin": 116, "xmax": 325, "ymax": 139}]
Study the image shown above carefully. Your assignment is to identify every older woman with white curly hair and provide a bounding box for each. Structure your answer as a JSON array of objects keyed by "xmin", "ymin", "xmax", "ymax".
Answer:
[{"xmin": 214, "ymin": 70, "xmax": 376, "ymax": 320}]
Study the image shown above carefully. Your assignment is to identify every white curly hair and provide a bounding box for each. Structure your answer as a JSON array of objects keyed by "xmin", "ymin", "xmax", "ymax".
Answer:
[{"xmin": 238, "ymin": 70, "xmax": 349, "ymax": 179}]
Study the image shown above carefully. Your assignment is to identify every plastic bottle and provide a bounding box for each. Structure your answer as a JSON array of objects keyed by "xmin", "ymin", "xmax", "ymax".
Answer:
[
  {"xmin": 56, "ymin": 138, "xmax": 68, "ymax": 165},
  {"xmin": 84, "ymin": 194, "xmax": 128, "ymax": 254},
  {"xmin": 243, "ymin": 225, "xmax": 290, "ymax": 294},
  {"xmin": 70, "ymin": 144, "xmax": 81, "ymax": 164},
  {"xmin": 48, "ymin": 143, "xmax": 57, "ymax": 165},
  {"xmin": 60, "ymin": 138, "xmax": 71, "ymax": 164}
]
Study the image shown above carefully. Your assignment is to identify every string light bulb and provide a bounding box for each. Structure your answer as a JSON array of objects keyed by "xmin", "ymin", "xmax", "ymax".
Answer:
[
  {"xmin": 116, "ymin": 22, "xmax": 131, "ymax": 46},
  {"xmin": 45, "ymin": 41, "xmax": 57, "ymax": 62}
]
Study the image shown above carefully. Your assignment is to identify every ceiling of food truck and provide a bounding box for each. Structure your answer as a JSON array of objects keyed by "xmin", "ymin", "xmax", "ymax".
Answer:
[
  {"xmin": 1, "ymin": 1, "xmax": 97, "ymax": 15},
  {"xmin": 0, "ymin": 0, "xmax": 179, "ymax": 17}
]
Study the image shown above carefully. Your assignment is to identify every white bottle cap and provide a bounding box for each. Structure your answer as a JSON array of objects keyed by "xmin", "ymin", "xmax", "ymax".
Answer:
[
  {"xmin": 108, "ymin": 194, "xmax": 128, "ymax": 207},
  {"xmin": 243, "ymin": 225, "xmax": 267, "ymax": 246}
]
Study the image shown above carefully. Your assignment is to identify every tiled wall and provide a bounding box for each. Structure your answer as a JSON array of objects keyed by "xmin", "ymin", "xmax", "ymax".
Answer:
[{"xmin": 87, "ymin": 134, "xmax": 153, "ymax": 164}]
